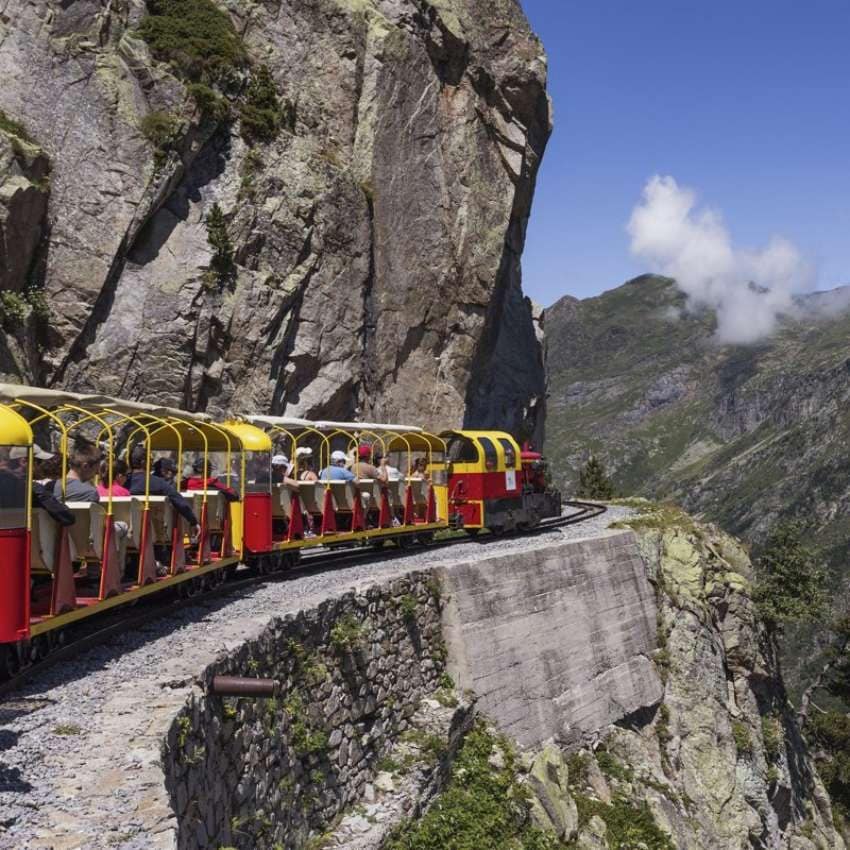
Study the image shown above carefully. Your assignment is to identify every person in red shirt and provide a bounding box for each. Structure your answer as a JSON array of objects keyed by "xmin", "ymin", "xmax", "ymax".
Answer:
[
  {"xmin": 185, "ymin": 457, "xmax": 239, "ymax": 502},
  {"xmin": 96, "ymin": 458, "xmax": 131, "ymax": 497}
]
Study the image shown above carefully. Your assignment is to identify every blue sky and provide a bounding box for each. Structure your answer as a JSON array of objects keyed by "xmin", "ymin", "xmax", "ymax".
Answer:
[{"xmin": 519, "ymin": 0, "xmax": 850, "ymax": 306}]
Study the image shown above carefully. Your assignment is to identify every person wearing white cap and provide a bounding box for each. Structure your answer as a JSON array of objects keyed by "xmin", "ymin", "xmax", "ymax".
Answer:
[
  {"xmin": 271, "ymin": 454, "xmax": 291, "ymax": 485},
  {"xmin": 0, "ymin": 445, "xmax": 74, "ymax": 527},
  {"xmin": 320, "ymin": 449, "xmax": 355, "ymax": 482}
]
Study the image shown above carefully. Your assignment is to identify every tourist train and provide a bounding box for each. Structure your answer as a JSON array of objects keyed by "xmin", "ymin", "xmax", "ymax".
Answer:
[{"xmin": 0, "ymin": 384, "xmax": 561, "ymax": 677}]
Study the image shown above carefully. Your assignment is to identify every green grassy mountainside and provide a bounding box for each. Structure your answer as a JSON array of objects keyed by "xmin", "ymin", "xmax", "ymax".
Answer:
[
  {"xmin": 545, "ymin": 275, "xmax": 850, "ymax": 695},
  {"xmin": 545, "ymin": 273, "xmax": 850, "ymax": 578}
]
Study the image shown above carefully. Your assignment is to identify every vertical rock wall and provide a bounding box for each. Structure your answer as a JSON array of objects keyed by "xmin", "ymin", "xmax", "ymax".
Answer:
[
  {"xmin": 438, "ymin": 531, "xmax": 663, "ymax": 749},
  {"xmin": 0, "ymin": 0, "xmax": 550, "ymax": 436}
]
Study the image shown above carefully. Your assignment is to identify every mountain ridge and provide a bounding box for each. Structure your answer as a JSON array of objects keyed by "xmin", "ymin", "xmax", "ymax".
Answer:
[{"xmin": 545, "ymin": 274, "xmax": 850, "ymax": 552}]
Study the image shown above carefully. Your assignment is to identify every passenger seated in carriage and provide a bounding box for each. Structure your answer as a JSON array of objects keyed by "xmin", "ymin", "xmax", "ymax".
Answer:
[
  {"xmin": 410, "ymin": 457, "xmax": 430, "ymax": 481},
  {"xmin": 295, "ymin": 447, "xmax": 318, "ymax": 482},
  {"xmin": 0, "ymin": 446, "xmax": 75, "ymax": 526},
  {"xmin": 54, "ymin": 442, "xmax": 100, "ymax": 503},
  {"xmin": 271, "ymin": 454, "xmax": 289, "ymax": 485},
  {"xmin": 351, "ymin": 444, "xmax": 388, "ymax": 483},
  {"xmin": 54, "ymin": 443, "xmax": 130, "ymax": 584},
  {"xmin": 383, "ymin": 455, "xmax": 402, "ymax": 482},
  {"xmin": 320, "ymin": 450, "xmax": 355, "ymax": 482},
  {"xmin": 185, "ymin": 457, "xmax": 239, "ymax": 502},
  {"xmin": 33, "ymin": 444, "xmax": 60, "ymax": 491},
  {"xmin": 293, "ymin": 448, "xmax": 318, "ymax": 536},
  {"xmin": 96, "ymin": 458, "xmax": 130, "ymax": 497},
  {"xmin": 126, "ymin": 448, "xmax": 200, "ymax": 537}
]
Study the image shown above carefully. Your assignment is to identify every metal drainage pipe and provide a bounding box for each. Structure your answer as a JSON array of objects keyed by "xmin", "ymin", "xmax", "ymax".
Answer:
[{"xmin": 209, "ymin": 676, "xmax": 278, "ymax": 698}]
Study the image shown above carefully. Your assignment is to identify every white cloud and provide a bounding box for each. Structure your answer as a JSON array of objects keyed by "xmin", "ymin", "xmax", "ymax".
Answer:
[{"xmin": 627, "ymin": 175, "xmax": 813, "ymax": 344}]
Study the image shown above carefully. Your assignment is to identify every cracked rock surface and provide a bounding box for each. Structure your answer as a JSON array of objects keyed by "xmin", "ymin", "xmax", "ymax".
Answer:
[{"xmin": 0, "ymin": 0, "xmax": 550, "ymax": 438}]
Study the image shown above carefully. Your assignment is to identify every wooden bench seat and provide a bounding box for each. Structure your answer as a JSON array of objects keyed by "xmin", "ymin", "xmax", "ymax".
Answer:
[
  {"xmin": 181, "ymin": 490, "xmax": 227, "ymax": 531},
  {"xmin": 405, "ymin": 478, "xmax": 428, "ymax": 506},
  {"xmin": 329, "ymin": 481, "xmax": 361, "ymax": 512},
  {"xmin": 31, "ymin": 508, "xmax": 59, "ymax": 574},
  {"xmin": 355, "ymin": 479, "xmax": 381, "ymax": 507},
  {"xmin": 298, "ymin": 482, "xmax": 324, "ymax": 514},
  {"xmin": 386, "ymin": 480, "xmax": 406, "ymax": 510},
  {"xmin": 66, "ymin": 502, "xmax": 106, "ymax": 560},
  {"xmin": 271, "ymin": 484, "xmax": 293, "ymax": 519}
]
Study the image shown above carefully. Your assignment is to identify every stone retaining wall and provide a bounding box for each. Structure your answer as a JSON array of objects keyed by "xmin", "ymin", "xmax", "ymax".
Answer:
[{"xmin": 163, "ymin": 572, "xmax": 445, "ymax": 850}]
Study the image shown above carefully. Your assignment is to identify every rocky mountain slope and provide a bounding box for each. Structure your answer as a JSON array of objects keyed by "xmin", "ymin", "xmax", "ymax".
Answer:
[
  {"xmin": 377, "ymin": 508, "xmax": 847, "ymax": 850},
  {"xmin": 545, "ymin": 275, "xmax": 850, "ymax": 565},
  {"xmin": 557, "ymin": 509, "xmax": 845, "ymax": 849},
  {"xmin": 545, "ymin": 275, "xmax": 850, "ymax": 698},
  {"xmin": 0, "ymin": 0, "xmax": 549, "ymax": 436}
]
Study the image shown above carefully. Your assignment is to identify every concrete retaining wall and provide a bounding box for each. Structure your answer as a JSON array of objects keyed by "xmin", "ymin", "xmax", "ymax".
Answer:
[{"xmin": 438, "ymin": 530, "xmax": 662, "ymax": 749}]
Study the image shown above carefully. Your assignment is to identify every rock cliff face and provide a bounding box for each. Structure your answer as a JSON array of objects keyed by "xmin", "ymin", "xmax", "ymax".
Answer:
[
  {"xmin": 0, "ymin": 0, "xmax": 549, "ymax": 435},
  {"xmin": 451, "ymin": 511, "xmax": 846, "ymax": 849},
  {"xmin": 588, "ymin": 509, "xmax": 844, "ymax": 850}
]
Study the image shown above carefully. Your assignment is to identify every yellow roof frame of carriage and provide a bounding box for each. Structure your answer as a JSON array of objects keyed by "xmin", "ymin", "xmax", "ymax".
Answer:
[
  {"xmin": 220, "ymin": 421, "xmax": 272, "ymax": 452},
  {"xmin": 0, "ymin": 405, "xmax": 33, "ymax": 446},
  {"xmin": 0, "ymin": 383, "xmax": 213, "ymax": 423}
]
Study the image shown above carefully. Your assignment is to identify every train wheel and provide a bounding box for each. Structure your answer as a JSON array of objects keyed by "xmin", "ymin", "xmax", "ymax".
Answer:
[
  {"xmin": 29, "ymin": 635, "xmax": 51, "ymax": 664},
  {"xmin": 416, "ymin": 532, "xmax": 435, "ymax": 546},
  {"xmin": 464, "ymin": 529, "xmax": 480, "ymax": 538},
  {"xmin": 252, "ymin": 556, "xmax": 272, "ymax": 576},
  {"xmin": 207, "ymin": 569, "xmax": 226, "ymax": 590},
  {"xmin": 397, "ymin": 535, "xmax": 414, "ymax": 550},
  {"xmin": 372, "ymin": 539, "xmax": 386, "ymax": 550},
  {"xmin": 0, "ymin": 644, "xmax": 20, "ymax": 681},
  {"xmin": 489, "ymin": 526, "xmax": 505, "ymax": 537},
  {"xmin": 179, "ymin": 577, "xmax": 202, "ymax": 599}
]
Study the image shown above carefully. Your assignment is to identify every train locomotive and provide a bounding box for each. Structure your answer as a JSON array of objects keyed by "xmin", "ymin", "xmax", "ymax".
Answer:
[
  {"xmin": 0, "ymin": 383, "xmax": 561, "ymax": 678},
  {"xmin": 442, "ymin": 430, "xmax": 562, "ymax": 534}
]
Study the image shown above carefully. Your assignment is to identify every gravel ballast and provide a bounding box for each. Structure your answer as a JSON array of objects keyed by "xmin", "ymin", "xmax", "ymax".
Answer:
[{"xmin": 0, "ymin": 506, "xmax": 631, "ymax": 850}]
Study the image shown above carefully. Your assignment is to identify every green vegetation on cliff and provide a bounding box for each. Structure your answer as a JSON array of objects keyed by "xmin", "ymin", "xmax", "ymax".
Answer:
[
  {"xmin": 239, "ymin": 65, "xmax": 284, "ymax": 143},
  {"xmin": 139, "ymin": 0, "xmax": 286, "ymax": 147},
  {"xmin": 386, "ymin": 720, "xmax": 561, "ymax": 850},
  {"xmin": 138, "ymin": 0, "xmax": 247, "ymax": 82},
  {"xmin": 204, "ymin": 202, "xmax": 235, "ymax": 286},
  {"xmin": 753, "ymin": 520, "xmax": 828, "ymax": 628}
]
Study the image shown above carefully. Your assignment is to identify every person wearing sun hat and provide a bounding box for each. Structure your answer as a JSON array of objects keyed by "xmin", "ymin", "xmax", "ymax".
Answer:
[
  {"xmin": 271, "ymin": 453, "xmax": 291, "ymax": 484},
  {"xmin": 319, "ymin": 449, "xmax": 355, "ymax": 482},
  {"xmin": 295, "ymin": 447, "xmax": 318, "ymax": 482},
  {"xmin": 352, "ymin": 443, "xmax": 388, "ymax": 483}
]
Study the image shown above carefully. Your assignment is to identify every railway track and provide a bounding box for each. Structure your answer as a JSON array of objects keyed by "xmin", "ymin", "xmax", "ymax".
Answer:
[{"xmin": 0, "ymin": 501, "xmax": 606, "ymax": 698}]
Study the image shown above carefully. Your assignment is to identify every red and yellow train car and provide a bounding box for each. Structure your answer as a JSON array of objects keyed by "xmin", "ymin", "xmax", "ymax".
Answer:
[
  {"xmin": 0, "ymin": 384, "xmax": 560, "ymax": 678},
  {"xmin": 441, "ymin": 430, "xmax": 561, "ymax": 533}
]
